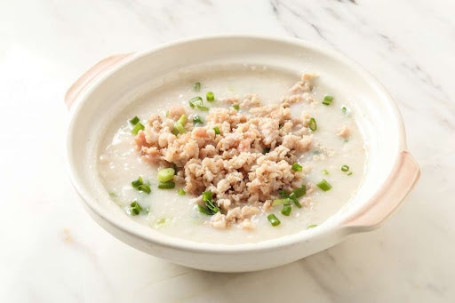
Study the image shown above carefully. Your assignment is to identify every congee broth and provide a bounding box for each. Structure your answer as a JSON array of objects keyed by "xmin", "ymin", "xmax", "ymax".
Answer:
[{"xmin": 98, "ymin": 66, "xmax": 366, "ymax": 244}]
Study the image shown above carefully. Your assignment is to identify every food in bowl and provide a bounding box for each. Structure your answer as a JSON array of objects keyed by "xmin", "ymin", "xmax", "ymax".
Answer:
[{"xmin": 98, "ymin": 66, "xmax": 365, "ymax": 244}]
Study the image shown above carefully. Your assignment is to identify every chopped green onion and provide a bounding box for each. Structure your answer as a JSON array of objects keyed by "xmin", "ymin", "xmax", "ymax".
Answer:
[
  {"xmin": 158, "ymin": 168, "xmax": 175, "ymax": 182},
  {"xmin": 289, "ymin": 192, "xmax": 302, "ymax": 208},
  {"xmin": 129, "ymin": 201, "xmax": 143, "ymax": 216},
  {"xmin": 177, "ymin": 114, "xmax": 187, "ymax": 125},
  {"xmin": 198, "ymin": 105, "xmax": 209, "ymax": 111},
  {"xmin": 172, "ymin": 114, "xmax": 187, "ymax": 134},
  {"xmin": 233, "ymin": 104, "xmax": 240, "ymax": 111},
  {"xmin": 323, "ymin": 169, "xmax": 329, "ymax": 175},
  {"xmin": 347, "ymin": 171, "xmax": 353, "ymax": 176},
  {"xmin": 131, "ymin": 177, "xmax": 143, "ymax": 188},
  {"xmin": 189, "ymin": 96, "xmax": 203, "ymax": 108},
  {"xmin": 202, "ymin": 191, "xmax": 213, "ymax": 202},
  {"xmin": 267, "ymin": 214, "xmax": 281, "ymax": 226},
  {"xmin": 341, "ymin": 165, "xmax": 350, "ymax": 172},
  {"xmin": 293, "ymin": 184, "xmax": 307, "ymax": 198},
  {"xmin": 131, "ymin": 122, "xmax": 145, "ymax": 135},
  {"xmin": 341, "ymin": 106, "xmax": 348, "ymax": 113},
  {"xmin": 129, "ymin": 116, "xmax": 140, "ymax": 125},
  {"xmin": 281, "ymin": 205, "xmax": 292, "ymax": 216},
  {"xmin": 137, "ymin": 184, "xmax": 151, "ymax": 194},
  {"xmin": 313, "ymin": 150, "xmax": 321, "ymax": 155},
  {"xmin": 109, "ymin": 192, "xmax": 117, "ymax": 198},
  {"xmin": 317, "ymin": 179, "xmax": 332, "ymax": 191},
  {"xmin": 165, "ymin": 110, "xmax": 169, "ymax": 117},
  {"xmin": 272, "ymin": 198, "xmax": 292, "ymax": 206},
  {"xmin": 199, "ymin": 191, "xmax": 219, "ymax": 215},
  {"xmin": 213, "ymin": 126, "xmax": 220, "ymax": 135},
  {"xmin": 262, "ymin": 147, "xmax": 271, "ymax": 154},
  {"xmin": 292, "ymin": 163, "xmax": 302, "ymax": 171},
  {"xmin": 279, "ymin": 190, "xmax": 289, "ymax": 198},
  {"xmin": 193, "ymin": 115, "xmax": 204, "ymax": 125},
  {"xmin": 177, "ymin": 188, "xmax": 186, "ymax": 195},
  {"xmin": 158, "ymin": 181, "xmax": 175, "ymax": 189},
  {"xmin": 307, "ymin": 224, "xmax": 318, "ymax": 229},
  {"xmin": 131, "ymin": 177, "xmax": 151, "ymax": 194},
  {"xmin": 206, "ymin": 91, "xmax": 215, "ymax": 102},
  {"xmin": 198, "ymin": 205, "xmax": 212, "ymax": 215},
  {"xmin": 171, "ymin": 127, "xmax": 179, "ymax": 136},
  {"xmin": 309, "ymin": 117, "xmax": 317, "ymax": 131},
  {"xmin": 193, "ymin": 82, "xmax": 201, "ymax": 92},
  {"xmin": 322, "ymin": 95, "xmax": 334, "ymax": 106}
]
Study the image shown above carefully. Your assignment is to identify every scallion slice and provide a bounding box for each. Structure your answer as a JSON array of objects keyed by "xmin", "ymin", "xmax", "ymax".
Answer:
[
  {"xmin": 267, "ymin": 214, "xmax": 281, "ymax": 226},
  {"xmin": 292, "ymin": 163, "xmax": 302, "ymax": 171},
  {"xmin": 158, "ymin": 181, "xmax": 175, "ymax": 189},
  {"xmin": 272, "ymin": 198, "xmax": 292, "ymax": 206},
  {"xmin": 309, "ymin": 117, "xmax": 317, "ymax": 131},
  {"xmin": 341, "ymin": 165, "xmax": 350, "ymax": 172},
  {"xmin": 307, "ymin": 224, "xmax": 318, "ymax": 229},
  {"xmin": 193, "ymin": 82, "xmax": 201, "ymax": 92},
  {"xmin": 131, "ymin": 122, "xmax": 145, "ymax": 135},
  {"xmin": 177, "ymin": 188, "xmax": 186, "ymax": 195},
  {"xmin": 193, "ymin": 115, "xmax": 204, "ymax": 125},
  {"xmin": 213, "ymin": 126, "xmax": 220, "ymax": 135},
  {"xmin": 289, "ymin": 192, "xmax": 302, "ymax": 208},
  {"xmin": 129, "ymin": 116, "xmax": 140, "ymax": 125},
  {"xmin": 317, "ymin": 179, "xmax": 332, "ymax": 191},
  {"xmin": 206, "ymin": 91, "xmax": 215, "ymax": 102},
  {"xmin": 322, "ymin": 95, "xmax": 334, "ymax": 106},
  {"xmin": 233, "ymin": 104, "xmax": 240, "ymax": 111},
  {"xmin": 131, "ymin": 177, "xmax": 151, "ymax": 194},
  {"xmin": 158, "ymin": 168, "xmax": 175, "ymax": 182},
  {"xmin": 189, "ymin": 96, "xmax": 203, "ymax": 108},
  {"xmin": 281, "ymin": 205, "xmax": 292, "ymax": 216},
  {"xmin": 129, "ymin": 201, "xmax": 143, "ymax": 216},
  {"xmin": 293, "ymin": 184, "xmax": 307, "ymax": 198}
]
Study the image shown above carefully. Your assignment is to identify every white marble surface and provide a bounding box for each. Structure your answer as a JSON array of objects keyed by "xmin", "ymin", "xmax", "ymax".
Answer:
[{"xmin": 1, "ymin": 0, "xmax": 454, "ymax": 302}]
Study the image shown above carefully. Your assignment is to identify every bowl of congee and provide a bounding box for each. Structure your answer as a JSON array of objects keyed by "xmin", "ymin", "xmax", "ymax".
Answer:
[{"xmin": 66, "ymin": 36, "xmax": 420, "ymax": 272}]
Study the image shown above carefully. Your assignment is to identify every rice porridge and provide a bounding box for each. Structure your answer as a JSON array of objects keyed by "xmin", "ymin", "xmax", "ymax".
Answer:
[{"xmin": 98, "ymin": 67, "xmax": 366, "ymax": 244}]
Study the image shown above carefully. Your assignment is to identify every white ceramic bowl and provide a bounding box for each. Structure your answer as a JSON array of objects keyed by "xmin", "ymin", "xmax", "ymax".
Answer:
[{"xmin": 66, "ymin": 36, "xmax": 420, "ymax": 272}]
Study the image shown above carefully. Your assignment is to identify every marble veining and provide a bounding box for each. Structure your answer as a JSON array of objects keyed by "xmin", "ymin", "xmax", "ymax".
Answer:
[{"xmin": 0, "ymin": 0, "xmax": 454, "ymax": 302}]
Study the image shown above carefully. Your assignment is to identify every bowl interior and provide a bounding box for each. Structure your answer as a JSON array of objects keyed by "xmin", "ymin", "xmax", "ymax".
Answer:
[{"xmin": 67, "ymin": 36, "xmax": 405, "ymax": 251}]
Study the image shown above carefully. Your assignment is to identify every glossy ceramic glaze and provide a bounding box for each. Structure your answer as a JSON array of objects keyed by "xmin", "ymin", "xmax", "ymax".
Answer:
[{"xmin": 66, "ymin": 36, "xmax": 420, "ymax": 272}]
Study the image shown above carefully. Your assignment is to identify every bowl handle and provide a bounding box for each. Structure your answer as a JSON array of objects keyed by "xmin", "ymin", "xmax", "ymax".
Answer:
[
  {"xmin": 343, "ymin": 151, "xmax": 420, "ymax": 230},
  {"xmin": 64, "ymin": 53, "xmax": 133, "ymax": 109}
]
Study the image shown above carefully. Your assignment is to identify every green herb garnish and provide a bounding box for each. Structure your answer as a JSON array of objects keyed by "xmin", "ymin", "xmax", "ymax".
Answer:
[
  {"xmin": 317, "ymin": 179, "xmax": 332, "ymax": 191},
  {"xmin": 272, "ymin": 198, "xmax": 292, "ymax": 206},
  {"xmin": 281, "ymin": 205, "xmax": 292, "ymax": 216},
  {"xmin": 323, "ymin": 169, "xmax": 329, "ymax": 175},
  {"xmin": 307, "ymin": 224, "xmax": 318, "ymax": 229},
  {"xmin": 206, "ymin": 91, "xmax": 215, "ymax": 102},
  {"xmin": 213, "ymin": 126, "xmax": 221, "ymax": 135},
  {"xmin": 131, "ymin": 177, "xmax": 151, "ymax": 194},
  {"xmin": 198, "ymin": 191, "xmax": 219, "ymax": 215},
  {"xmin": 158, "ymin": 181, "xmax": 175, "ymax": 189},
  {"xmin": 193, "ymin": 115, "xmax": 204, "ymax": 125},
  {"xmin": 309, "ymin": 117, "xmax": 317, "ymax": 131},
  {"xmin": 158, "ymin": 168, "xmax": 175, "ymax": 182},
  {"xmin": 341, "ymin": 165, "xmax": 350, "ymax": 172},
  {"xmin": 177, "ymin": 188, "xmax": 186, "ymax": 195},
  {"xmin": 293, "ymin": 184, "xmax": 307, "ymax": 198},
  {"xmin": 233, "ymin": 104, "xmax": 240, "ymax": 111},
  {"xmin": 129, "ymin": 201, "xmax": 143, "ymax": 216},
  {"xmin": 173, "ymin": 114, "xmax": 187, "ymax": 134},
  {"xmin": 189, "ymin": 96, "xmax": 203, "ymax": 109},
  {"xmin": 347, "ymin": 171, "xmax": 353, "ymax": 176},
  {"xmin": 131, "ymin": 122, "xmax": 145, "ymax": 135},
  {"xmin": 129, "ymin": 116, "xmax": 140, "ymax": 125},
  {"xmin": 289, "ymin": 192, "xmax": 302, "ymax": 208},
  {"xmin": 193, "ymin": 82, "xmax": 201, "ymax": 92},
  {"xmin": 267, "ymin": 214, "xmax": 281, "ymax": 226},
  {"xmin": 322, "ymin": 95, "xmax": 333, "ymax": 106},
  {"xmin": 292, "ymin": 163, "xmax": 302, "ymax": 171}
]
